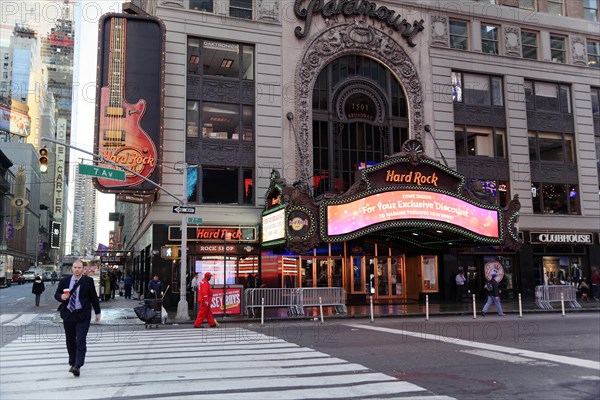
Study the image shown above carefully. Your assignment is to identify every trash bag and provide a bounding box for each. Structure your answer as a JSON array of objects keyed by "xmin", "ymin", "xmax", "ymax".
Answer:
[{"xmin": 133, "ymin": 302, "xmax": 156, "ymax": 322}]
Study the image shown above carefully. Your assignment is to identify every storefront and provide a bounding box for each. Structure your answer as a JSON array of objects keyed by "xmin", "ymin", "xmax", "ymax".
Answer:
[
  {"xmin": 520, "ymin": 231, "xmax": 597, "ymax": 292},
  {"xmin": 261, "ymin": 140, "xmax": 521, "ymax": 304}
]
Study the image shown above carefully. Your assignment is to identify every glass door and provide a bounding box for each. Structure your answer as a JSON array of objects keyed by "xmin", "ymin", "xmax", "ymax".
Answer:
[{"xmin": 350, "ymin": 256, "xmax": 365, "ymax": 293}]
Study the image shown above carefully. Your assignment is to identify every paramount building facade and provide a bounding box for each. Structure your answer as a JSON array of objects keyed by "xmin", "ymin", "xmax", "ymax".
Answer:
[{"xmin": 116, "ymin": 0, "xmax": 599, "ymax": 308}]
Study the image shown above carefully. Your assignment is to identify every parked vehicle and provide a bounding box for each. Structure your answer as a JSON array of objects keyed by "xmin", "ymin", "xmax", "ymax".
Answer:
[
  {"xmin": 0, "ymin": 254, "xmax": 14, "ymax": 287},
  {"xmin": 42, "ymin": 271, "xmax": 53, "ymax": 282},
  {"xmin": 12, "ymin": 270, "xmax": 24, "ymax": 285},
  {"xmin": 22, "ymin": 270, "xmax": 36, "ymax": 282}
]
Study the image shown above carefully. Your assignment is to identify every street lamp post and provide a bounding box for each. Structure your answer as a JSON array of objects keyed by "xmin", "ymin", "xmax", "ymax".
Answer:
[{"xmin": 175, "ymin": 164, "xmax": 190, "ymax": 321}]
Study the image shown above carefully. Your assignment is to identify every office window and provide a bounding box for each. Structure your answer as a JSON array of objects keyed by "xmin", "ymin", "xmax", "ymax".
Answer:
[
  {"xmin": 201, "ymin": 102, "xmax": 254, "ymax": 141},
  {"xmin": 449, "ymin": 20, "xmax": 468, "ymax": 50},
  {"xmin": 588, "ymin": 40, "xmax": 600, "ymax": 68},
  {"xmin": 521, "ymin": 31, "xmax": 538, "ymax": 60},
  {"xmin": 481, "ymin": 24, "xmax": 499, "ymax": 55},
  {"xmin": 531, "ymin": 182, "xmax": 579, "ymax": 215},
  {"xmin": 230, "ymin": 0, "xmax": 252, "ymax": 19},
  {"xmin": 547, "ymin": 0, "xmax": 564, "ymax": 15},
  {"xmin": 524, "ymin": 81, "xmax": 571, "ymax": 113},
  {"xmin": 528, "ymin": 131, "xmax": 575, "ymax": 163},
  {"xmin": 550, "ymin": 35, "xmax": 566, "ymax": 63},
  {"xmin": 584, "ymin": 0, "xmax": 599, "ymax": 21},
  {"xmin": 518, "ymin": 0, "xmax": 535, "ymax": 10},
  {"xmin": 455, "ymin": 125, "xmax": 506, "ymax": 158},
  {"xmin": 189, "ymin": 0, "xmax": 213, "ymax": 12},
  {"xmin": 452, "ymin": 72, "xmax": 503, "ymax": 106},
  {"xmin": 198, "ymin": 166, "xmax": 254, "ymax": 204},
  {"xmin": 591, "ymin": 87, "xmax": 599, "ymax": 116}
]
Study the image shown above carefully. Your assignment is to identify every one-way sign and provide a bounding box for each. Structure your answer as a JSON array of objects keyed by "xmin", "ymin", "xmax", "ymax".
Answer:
[{"xmin": 172, "ymin": 206, "xmax": 196, "ymax": 214}]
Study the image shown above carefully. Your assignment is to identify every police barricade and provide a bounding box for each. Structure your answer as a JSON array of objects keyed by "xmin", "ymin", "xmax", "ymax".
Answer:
[
  {"xmin": 296, "ymin": 287, "xmax": 347, "ymax": 316},
  {"xmin": 244, "ymin": 288, "xmax": 301, "ymax": 317},
  {"xmin": 244, "ymin": 287, "xmax": 348, "ymax": 318},
  {"xmin": 535, "ymin": 285, "xmax": 581, "ymax": 309}
]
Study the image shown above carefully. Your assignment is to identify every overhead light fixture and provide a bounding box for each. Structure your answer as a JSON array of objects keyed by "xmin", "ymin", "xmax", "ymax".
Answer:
[
  {"xmin": 221, "ymin": 58, "xmax": 234, "ymax": 68},
  {"xmin": 189, "ymin": 55, "xmax": 199, "ymax": 64},
  {"xmin": 436, "ymin": 230, "xmax": 443, "ymax": 234},
  {"xmin": 412, "ymin": 232, "xmax": 419, "ymax": 236}
]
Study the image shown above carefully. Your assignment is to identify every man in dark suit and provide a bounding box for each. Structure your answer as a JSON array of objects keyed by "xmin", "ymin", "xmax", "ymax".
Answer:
[{"xmin": 55, "ymin": 259, "xmax": 101, "ymax": 377}]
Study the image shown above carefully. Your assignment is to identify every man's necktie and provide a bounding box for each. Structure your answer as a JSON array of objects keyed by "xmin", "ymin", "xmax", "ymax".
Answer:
[{"xmin": 67, "ymin": 280, "xmax": 79, "ymax": 311}]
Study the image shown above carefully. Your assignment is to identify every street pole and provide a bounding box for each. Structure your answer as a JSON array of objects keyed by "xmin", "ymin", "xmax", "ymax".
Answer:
[
  {"xmin": 175, "ymin": 165, "xmax": 190, "ymax": 321},
  {"xmin": 223, "ymin": 233, "xmax": 227, "ymax": 319}
]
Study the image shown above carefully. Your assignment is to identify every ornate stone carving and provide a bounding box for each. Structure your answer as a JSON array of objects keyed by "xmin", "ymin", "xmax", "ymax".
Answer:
[
  {"xmin": 257, "ymin": 0, "xmax": 280, "ymax": 22},
  {"xmin": 571, "ymin": 37, "xmax": 587, "ymax": 66},
  {"xmin": 294, "ymin": 21, "xmax": 425, "ymax": 187},
  {"xmin": 430, "ymin": 15, "xmax": 448, "ymax": 47},
  {"xmin": 187, "ymin": 75, "xmax": 202, "ymax": 100},
  {"xmin": 333, "ymin": 80, "xmax": 386, "ymax": 123},
  {"xmin": 202, "ymin": 79, "xmax": 240, "ymax": 102},
  {"xmin": 504, "ymin": 26, "xmax": 521, "ymax": 57},
  {"xmin": 159, "ymin": 0, "xmax": 184, "ymax": 8}
]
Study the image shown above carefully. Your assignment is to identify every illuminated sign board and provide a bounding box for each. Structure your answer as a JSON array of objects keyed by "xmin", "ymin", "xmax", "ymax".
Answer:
[
  {"xmin": 53, "ymin": 118, "xmax": 66, "ymax": 220},
  {"xmin": 168, "ymin": 226, "xmax": 258, "ymax": 242},
  {"xmin": 324, "ymin": 190, "xmax": 500, "ymax": 239},
  {"xmin": 94, "ymin": 13, "xmax": 165, "ymax": 194},
  {"xmin": 0, "ymin": 105, "xmax": 30, "ymax": 137},
  {"xmin": 262, "ymin": 208, "xmax": 286, "ymax": 245}
]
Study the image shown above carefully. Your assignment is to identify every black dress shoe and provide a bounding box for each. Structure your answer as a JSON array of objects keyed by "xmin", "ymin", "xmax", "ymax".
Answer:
[{"xmin": 71, "ymin": 367, "xmax": 80, "ymax": 377}]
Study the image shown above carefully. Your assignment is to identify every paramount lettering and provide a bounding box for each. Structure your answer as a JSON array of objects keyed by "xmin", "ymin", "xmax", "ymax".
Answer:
[{"xmin": 293, "ymin": 0, "xmax": 425, "ymax": 47}]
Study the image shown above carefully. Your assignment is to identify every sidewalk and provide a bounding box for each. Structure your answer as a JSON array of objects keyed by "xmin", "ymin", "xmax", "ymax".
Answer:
[{"xmin": 97, "ymin": 290, "xmax": 600, "ymax": 325}]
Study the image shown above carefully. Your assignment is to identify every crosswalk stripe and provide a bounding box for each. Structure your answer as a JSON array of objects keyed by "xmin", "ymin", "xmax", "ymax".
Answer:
[
  {"xmin": 0, "ymin": 314, "xmax": 38, "ymax": 325},
  {"xmin": 1, "ymin": 327, "xmax": 454, "ymax": 400}
]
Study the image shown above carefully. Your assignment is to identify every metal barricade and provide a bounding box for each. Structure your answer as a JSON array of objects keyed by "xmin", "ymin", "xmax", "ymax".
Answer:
[
  {"xmin": 535, "ymin": 285, "xmax": 581, "ymax": 309},
  {"xmin": 244, "ymin": 287, "xmax": 348, "ymax": 318},
  {"xmin": 244, "ymin": 288, "xmax": 300, "ymax": 317},
  {"xmin": 296, "ymin": 287, "xmax": 347, "ymax": 315}
]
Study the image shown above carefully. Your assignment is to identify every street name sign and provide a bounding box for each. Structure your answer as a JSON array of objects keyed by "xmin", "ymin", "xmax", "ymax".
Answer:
[
  {"xmin": 79, "ymin": 164, "xmax": 126, "ymax": 182},
  {"xmin": 188, "ymin": 217, "xmax": 202, "ymax": 224},
  {"xmin": 173, "ymin": 206, "xmax": 196, "ymax": 214}
]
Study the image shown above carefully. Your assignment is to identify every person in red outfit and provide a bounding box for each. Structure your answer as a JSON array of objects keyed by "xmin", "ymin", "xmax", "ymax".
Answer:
[{"xmin": 193, "ymin": 272, "xmax": 219, "ymax": 328}]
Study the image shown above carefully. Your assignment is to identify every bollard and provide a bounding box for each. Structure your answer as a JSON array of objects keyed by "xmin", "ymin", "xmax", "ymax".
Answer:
[
  {"xmin": 319, "ymin": 296, "xmax": 324, "ymax": 324},
  {"xmin": 425, "ymin": 294, "xmax": 429, "ymax": 321},
  {"xmin": 261, "ymin": 297, "xmax": 265, "ymax": 326},
  {"xmin": 560, "ymin": 292, "xmax": 565, "ymax": 316},
  {"xmin": 518, "ymin": 293, "xmax": 523, "ymax": 318},
  {"xmin": 370, "ymin": 295, "xmax": 374, "ymax": 323},
  {"xmin": 472, "ymin": 294, "xmax": 477, "ymax": 319}
]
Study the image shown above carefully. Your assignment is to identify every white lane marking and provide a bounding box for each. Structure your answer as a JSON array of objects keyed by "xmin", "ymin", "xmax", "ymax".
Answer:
[
  {"xmin": 344, "ymin": 323, "xmax": 600, "ymax": 371},
  {"xmin": 461, "ymin": 349, "xmax": 556, "ymax": 367},
  {"xmin": 0, "ymin": 314, "xmax": 19, "ymax": 324},
  {"xmin": 1, "ymin": 314, "xmax": 38, "ymax": 326},
  {"xmin": 0, "ymin": 328, "xmax": 455, "ymax": 400},
  {"xmin": 15, "ymin": 298, "xmax": 25, "ymax": 302}
]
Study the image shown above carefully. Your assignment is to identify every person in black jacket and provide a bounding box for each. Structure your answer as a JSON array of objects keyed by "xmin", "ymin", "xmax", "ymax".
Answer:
[
  {"xmin": 55, "ymin": 259, "xmax": 101, "ymax": 377},
  {"xmin": 481, "ymin": 273, "xmax": 504, "ymax": 316},
  {"xmin": 32, "ymin": 275, "xmax": 45, "ymax": 306}
]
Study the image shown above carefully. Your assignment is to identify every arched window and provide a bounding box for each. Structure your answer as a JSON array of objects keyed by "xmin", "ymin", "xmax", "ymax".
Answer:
[{"xmin": 312, "ymin": 55, "xmax": 408, "ymax": 198}]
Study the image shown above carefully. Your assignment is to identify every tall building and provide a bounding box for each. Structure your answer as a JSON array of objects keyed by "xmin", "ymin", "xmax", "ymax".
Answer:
[
  {"xmin": 111, "ymin": 0, "xmax": 598, "ymax": 307},
  {"xmin": 71, "ymin": 169, "xmax": 97, "ymax": 256}
]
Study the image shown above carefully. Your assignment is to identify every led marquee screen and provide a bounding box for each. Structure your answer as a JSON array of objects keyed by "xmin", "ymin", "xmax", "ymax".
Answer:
[{"xmin": 326, "ymin": 190, "xmax": 500, "ymax": 238}]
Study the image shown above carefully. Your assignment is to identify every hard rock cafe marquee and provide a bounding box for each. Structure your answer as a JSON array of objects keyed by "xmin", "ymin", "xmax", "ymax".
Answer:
[{"xmin": 262, "ymin": 140, "xmax": 521, "ymax": 302}]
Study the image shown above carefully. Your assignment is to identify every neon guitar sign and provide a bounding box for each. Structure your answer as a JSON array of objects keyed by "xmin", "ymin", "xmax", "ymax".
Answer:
[{"xmin": 97, "ymin": 16, "xmax": 156, "ymax": 188}]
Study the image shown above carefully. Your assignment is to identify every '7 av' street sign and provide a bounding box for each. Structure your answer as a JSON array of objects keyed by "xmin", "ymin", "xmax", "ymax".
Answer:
[
  {"xmin": 78, "ymin": 164, "xmax": 126, "ymax": 181},
  {"xmin": 173, "ymin": 206, "xmax": 196, "ymax": 214}
]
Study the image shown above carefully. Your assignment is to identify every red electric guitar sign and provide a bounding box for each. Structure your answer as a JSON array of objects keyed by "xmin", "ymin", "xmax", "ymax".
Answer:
[{"xmin": 94, "ymin": 14, "xmax": 164, "ymax": 193}]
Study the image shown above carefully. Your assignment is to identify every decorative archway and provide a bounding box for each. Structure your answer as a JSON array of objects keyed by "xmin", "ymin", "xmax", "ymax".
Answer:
[{"xmin": 293, "ymin": 20, "xmax": 425, "ymax": 187}]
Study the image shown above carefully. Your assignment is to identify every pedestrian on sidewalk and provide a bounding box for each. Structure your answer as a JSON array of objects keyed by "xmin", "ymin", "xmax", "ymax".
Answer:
[
  {"xmin": 147, "ymin": 275, "xmax": 163, "ymax": 298},
  {"xmin": 481, "ymin": 274, "xmax": 504, "ymax": 316},
  {"xmin": 591, "ymin": 268, "xmax": 600, "ymax": 301},
  {"xmin": 577, "ymin": 278, "xmax": 590, "ymax": 302},
  {"xmin": 124, "ymin": 274, "xmax": 133, "ymax": 299},
  {"xmin": 51, "ymin": 271, "xmax": 58, "ymax": 285},
  {"xmin": 194, "ymin": 272, "xmax": 219, "ymax": 328},
  {"xmin": 455, "ymin": 269, "xmax": 467, "ymax": 302},
  {"xmin": 32, "ymin": 275, "xmax": 45, "ymax": 306},
  {"xmin": 55, "ymin": 259, "xmax": 101, "ymax": 377}
]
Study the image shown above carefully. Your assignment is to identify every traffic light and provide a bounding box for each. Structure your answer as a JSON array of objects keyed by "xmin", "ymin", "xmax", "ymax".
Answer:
[{"xmin": 38, "ymin": 147, "xmax": 49, "ymax": 173}]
